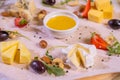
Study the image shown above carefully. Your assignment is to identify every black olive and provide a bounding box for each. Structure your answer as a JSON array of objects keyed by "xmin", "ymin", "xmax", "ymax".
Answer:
[
  {"xmin": 108, "ymin": 19, "xmax": 120, "ymax": 30},
  {"xmin": 42, "ymin": 0, "xmax": 56, "ymax": 6},
  {"xmin": 0, "ymin": 31, "xmax": 9, "ymax": 41},
  {"xmin": 30, "ymin": 60, "xmax": 46, "ymax": 74}
]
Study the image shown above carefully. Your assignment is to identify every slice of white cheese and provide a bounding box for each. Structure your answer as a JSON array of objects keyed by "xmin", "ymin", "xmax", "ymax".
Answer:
[
  {"xmin": 67, "ymin": 45, "xmax": 77, "ymax": 58},
  {"xmin": 69, "ymin": 50, "xmax": 81, "ymax": 68}
]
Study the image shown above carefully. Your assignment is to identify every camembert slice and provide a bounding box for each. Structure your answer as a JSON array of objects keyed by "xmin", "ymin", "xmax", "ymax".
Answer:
[
  {"xmin": 18, "ymin": 42, "xmax": 31, "ymax": 64},
  {"xmin": 67, "ymin": 45, "xmax": 77, "ymax": 58},
  {"xmin": 77, "ymin": 48, "xmax": 86, "ymax": 67},
  {"xmin": 2, "ymin": 45, "xmax": 18, "ymax": 64},
  {"xmin": 0, "ymin": 41, "xmax": 19, "ymax": 52},
  {"xmin": 69, "ymin": 51, "xmax": 81, "ymax": 68}
]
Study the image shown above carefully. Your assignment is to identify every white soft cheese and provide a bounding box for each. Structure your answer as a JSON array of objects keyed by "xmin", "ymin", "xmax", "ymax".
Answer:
[{"xmin": 62, "ymin": 43, "xmax": 97, "ymax": 68}]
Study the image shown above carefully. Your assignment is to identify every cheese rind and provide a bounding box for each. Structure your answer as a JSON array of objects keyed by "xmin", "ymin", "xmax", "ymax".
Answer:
[
  {"xmin": 88, "ymin": 9, "xmax": 103, "ymax": 23},
  {"xmin": 2, "ymin": 45, "xmax": 18, "ymax": 64}
]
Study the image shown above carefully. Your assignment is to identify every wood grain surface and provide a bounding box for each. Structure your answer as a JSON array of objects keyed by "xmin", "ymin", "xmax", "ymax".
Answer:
[{"xmin": 76, "ymin": 73, "xmax": 120, "ymax": 80}]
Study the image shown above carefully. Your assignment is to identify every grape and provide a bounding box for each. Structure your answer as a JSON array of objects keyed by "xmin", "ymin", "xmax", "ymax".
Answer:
[
  {"xmin": 30, "ymin": 60, "xmax": 46, "ymax": 74},
  {"xmin": 108, "ymin": 19, "xmax": 120, "ymax": 30},
  {"xmin": 0, "ymin": 31, "xmax": 9, "ymax": 41},
  {"xmin": 42, "ymin": 0, "xmax": 56, "ymax": 6}
]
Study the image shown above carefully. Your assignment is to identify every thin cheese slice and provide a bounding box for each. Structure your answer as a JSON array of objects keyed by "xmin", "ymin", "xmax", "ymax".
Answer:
[
  {"xmin": 76, "ymin": 44, "xmax": 89, "ymax": 53},
  {"xmin": 67, "ymin": 45, "xmax": 77, "ymax": 58},
  {"xmin": 77, "ymin": 48, "xmax": 86, "ymax": 67},
  {"xmin": 18, "ymin": 42, "xmax": 31, "ymax": 64},
  {"xmin": 0, "ymin": 41, "xmax": 19, "ymax": 52},
  {"xmin": 69, "ymin": 51, "xmax": 81, "ymax": 68},
  {"xmin": 2, "ymin": 45, "xmax": 18, "ymax": 64}
]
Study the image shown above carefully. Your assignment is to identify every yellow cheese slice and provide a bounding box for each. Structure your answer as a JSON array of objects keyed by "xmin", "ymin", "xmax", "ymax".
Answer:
[
  {"xmin": 69, "ymin": 51, "xmax": 81, "ymax": 68},
  {"xmin": 18, "ymin": 42, "xmax": 31, "ymax": 64},
  {"xmin": 2, "ymin": 45, "xmax": 18, "ymax": 64},
  {"xmin": 0, "ymin": 41, "xmax": 19, "ymax": 52},
  {"xmin": 77, "ymin": 48, "xmax": 86, "ymax": 67}
]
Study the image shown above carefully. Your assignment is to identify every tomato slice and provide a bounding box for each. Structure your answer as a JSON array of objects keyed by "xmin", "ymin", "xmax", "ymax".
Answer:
[
  {"xmin": 91, "ymin": 33, "xmax": 108, "ymax": 50},
  {"xmin": 15, "ymin": 18, "xmax": 27, "ymax": 28}
]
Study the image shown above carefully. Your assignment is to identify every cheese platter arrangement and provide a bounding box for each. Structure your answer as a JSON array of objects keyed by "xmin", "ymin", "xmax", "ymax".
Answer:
[{"xmin": 0, "ymin": 0, "xmax": 120, "ymax": 80}]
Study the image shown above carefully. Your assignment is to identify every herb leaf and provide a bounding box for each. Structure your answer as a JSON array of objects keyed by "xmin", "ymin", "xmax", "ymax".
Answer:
[
  {"xmin": 45, "ymin": 50, "xmax": 54, "ymax": 60},
  {"xmin": 43, "ymin": 62, "xmax": 65, "ymax": 76}
]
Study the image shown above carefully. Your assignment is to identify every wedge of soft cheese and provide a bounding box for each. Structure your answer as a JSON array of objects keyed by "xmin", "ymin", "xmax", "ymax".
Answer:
[
  {"xmin": 94, "ymin": 0, "xmax": 111, "ymax": 11},
  {"xmin": 2, "ymin": 45, "xmax": 18, "ymax": 64},
  {"xmin": 18, "ymin": 42, "xmax": 31, "ymax": 64},
  {"xmin": 62, "ymin": 43, "xmax": 97, "ymax": 68},
  {"xmin": 103, "ymin": 5, "xmax": 113, "ymax": 19},
  {"xmin": 88, "ymin": 9, "xmax": 103, "ymax": 23},
  {"xmin": 69, "ymin": 50, "xmax": 81, "ymax": 68},
  {"xmin": 0, "ymin": 41, "xmax": 19, "ymax": 52}
]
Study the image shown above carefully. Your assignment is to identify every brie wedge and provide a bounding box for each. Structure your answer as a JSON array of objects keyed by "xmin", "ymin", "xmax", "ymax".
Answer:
[{"xmin": 62, "ymin": 43, "xmax": 97, "ymax": 68}]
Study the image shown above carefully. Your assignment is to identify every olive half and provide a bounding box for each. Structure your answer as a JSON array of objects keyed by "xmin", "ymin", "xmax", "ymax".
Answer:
[
  {"xmin": 108, "ymin": 19, "xmax": 120, "ymax": 30},
  {"xmin": 0, "ymin": 31, "xmax": 9, "ymax": 41}
]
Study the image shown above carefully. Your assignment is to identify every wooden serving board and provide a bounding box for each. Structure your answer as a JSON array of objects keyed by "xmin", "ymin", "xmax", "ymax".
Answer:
[{"xmin": 76, "ymin": 73, "xmax": 120, "ymax": 80}]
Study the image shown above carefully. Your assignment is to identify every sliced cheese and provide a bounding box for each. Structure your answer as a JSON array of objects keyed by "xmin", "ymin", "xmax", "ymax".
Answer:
[
  {"xmin": 95, "ymin": 0, "xmax": 111, "ymax": 11},
  {"xmin": 0, "ymin": 41, "xmax": 19, "ymax": 52},
  {"xmin": 18, "ymin": 42, "xmax": 31, "ymax": 64},
  {"xmin": 76, "ymin": 44, "xmax": 89, "ymax": 53},
  {"xmin": 88, "ymin": 9, "xmax": 103, "ymax": 23},
  {"xmin": 77, "ymin": 48, "xmax": 86, "ymax": 67},
  {"xmin": 69, "ymin": 51, "xmax": 81, "ymax": 68},
  {"xmin": 67, "ymin": 45, "xmax": 77, "ymax": 58},
  {"xmin": 2, "ymin": 45, "xmax": 18, "ymax": 64}
]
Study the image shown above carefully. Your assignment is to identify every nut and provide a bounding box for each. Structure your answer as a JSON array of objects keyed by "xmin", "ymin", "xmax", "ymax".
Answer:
[
  {"xmin": 53, "ymin": 58, "xmax": 63, "ymax": 63},
  {"xmin": 38, "ymin": 10, "xmax": 47, "ymax": 20},
  {"xmin": 39, "ymin": 40, "xmax": 48, "ymax": 49},
  {"xmin": 52, "ymin": 58, "xmax": 64, "ymax": 69}
]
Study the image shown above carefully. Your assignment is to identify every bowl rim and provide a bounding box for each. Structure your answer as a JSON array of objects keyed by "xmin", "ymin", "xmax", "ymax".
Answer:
[{"xmin": 43, "ymin": 11, "xmax": 79, "ymax": 32}]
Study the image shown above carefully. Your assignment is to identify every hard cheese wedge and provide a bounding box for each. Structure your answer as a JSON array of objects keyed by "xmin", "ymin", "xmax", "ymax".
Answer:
[
  {"xmin": 103, "ymin": 5, "xmax": 113, "ymax": 19},
  {"xmin": 2, "ymin": 45, "xmax": 18, "ymax": 64},
  {"xmin": 0, "ymin": 41, "xmax": 19, "ymax": 52},
  {"xmin": 88, "ymin": 9, "xmax": 103, "ymax": 23},
  {"xmin": 94, "ymin": 0, "xmax": 111, "ymax": 11},
  {"xmin": 18, "ymin": 42, "xmax": 31, "ymax": 64}
]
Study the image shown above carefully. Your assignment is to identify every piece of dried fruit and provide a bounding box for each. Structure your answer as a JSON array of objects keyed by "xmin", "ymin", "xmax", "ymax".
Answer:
[
  {"xmin": 39, "ymin": 40, "xmax": 48, "ymax": 49},
  {"xmin": 41, "ymin": 56, "xmax": 51, "ymax": 64}
]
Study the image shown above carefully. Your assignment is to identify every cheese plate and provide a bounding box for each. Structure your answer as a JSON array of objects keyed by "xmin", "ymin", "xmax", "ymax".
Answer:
[{"xmin": 0, "ymin": 0, "xmax": 120, "ymax": 80}]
